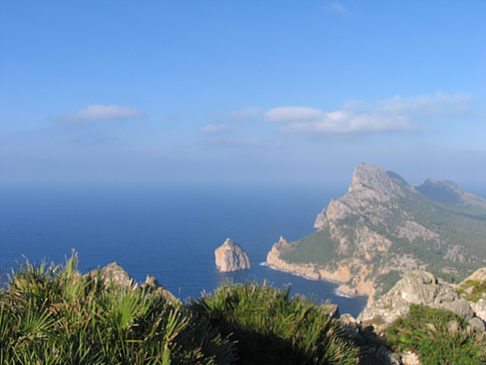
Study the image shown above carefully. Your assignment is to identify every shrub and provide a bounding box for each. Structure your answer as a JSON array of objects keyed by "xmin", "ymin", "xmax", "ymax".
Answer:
[
  {"xmin": 191, "ymin": 282, "xmax": 360, "ymax": 365},
  {"xmin": 0, "ymin": 254, "xmax": 235, "ymax": 365},
  {"xmin": 384, "ymin": 304, "xmax": 486, "ymax": 365}
]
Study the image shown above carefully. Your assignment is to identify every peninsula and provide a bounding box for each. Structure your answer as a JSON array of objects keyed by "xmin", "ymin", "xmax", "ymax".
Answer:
[{"xmin": 266, "ymin": 163, "xmax": 486, "ymax": 304}]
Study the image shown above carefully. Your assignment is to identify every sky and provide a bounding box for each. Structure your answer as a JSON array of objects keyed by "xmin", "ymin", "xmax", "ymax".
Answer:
[{"xmin": 1, "ymin": 1, "xmax": 485, "ymax": 189}]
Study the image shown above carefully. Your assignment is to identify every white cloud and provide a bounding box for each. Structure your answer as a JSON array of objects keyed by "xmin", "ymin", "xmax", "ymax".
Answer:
[
  {"xmin": 199, "ymin": 123, "xmax": 230, "ymax": 134},
  {"xmin": 59, "ymin": 104, "xmax": 146, "ymax": 123},
  {"xmin": 265, "ymin": 107, "xmax": 325, "ymax": 122},
  {"xmin": 266, "ymin": 92, "xmax": 470, "ymax": 135},
  {"xmin": 281, "ymin": 112, "xmax": 413, "ymax": 134}
]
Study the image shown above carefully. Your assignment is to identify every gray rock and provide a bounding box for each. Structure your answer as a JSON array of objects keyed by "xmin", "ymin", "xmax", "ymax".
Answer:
[
  {"xmin": 358, "ymin": 270, "xmax": 475, "ymax": 332},
  {"xmin": 470, "ymin": 299, "xmax": 486, "ymax": 323},
  {"xmin": 467, "ymin": 316, "xmax": 486, "ymax": 331},
  {"xmin": 215, "ymin": 238, "xmax": 251, "ymax": 272},
  {"xmin": 87, "ymin": 262, "xmax": 136, "ymax": 288},
  {"xmin": 141, "ymin": 274, "xmax": 180, "ymax": 305},
  {"xmin": 86, "ymin": 263, "xmax": 179, "ymax": 305},
  {"xmin": 458, "ymin": 267, "xmax": 486, "ymax": 323}
]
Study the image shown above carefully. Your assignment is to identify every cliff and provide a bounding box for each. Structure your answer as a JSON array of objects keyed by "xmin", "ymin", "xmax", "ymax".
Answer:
[
  {"xmin": 266, "ymin": 163, "xmax": 486, "ymax": 304},
  {"xmin": 215, "ymin": 238, "xmax": 251, "ymax": 272}
]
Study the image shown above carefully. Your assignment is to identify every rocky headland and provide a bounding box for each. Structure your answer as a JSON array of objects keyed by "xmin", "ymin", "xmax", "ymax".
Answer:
[
  {"xmin": 266, "ymin": 163, "xmax": 486, "ymax": 305},
  {"xmin": 215, "ymin": 238, "xmax": 251, "ymax": 272}
]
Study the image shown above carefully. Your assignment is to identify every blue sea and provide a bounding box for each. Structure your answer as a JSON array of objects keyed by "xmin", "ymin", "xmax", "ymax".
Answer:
[{"xmin": 0, "ymin": 184, "xmax": 367, "ymax": 317}]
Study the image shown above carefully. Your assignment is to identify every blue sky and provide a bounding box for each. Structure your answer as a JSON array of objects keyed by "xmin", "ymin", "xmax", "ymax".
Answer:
[{"xmin": 1, "ymin": 1, "xmax": 485, "ymax": 187}]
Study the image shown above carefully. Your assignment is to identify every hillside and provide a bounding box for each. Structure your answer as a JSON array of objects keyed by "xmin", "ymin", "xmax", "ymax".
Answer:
[{"xmin": 266, "ymin": 163, "xmax": 486, "ymax": 303}]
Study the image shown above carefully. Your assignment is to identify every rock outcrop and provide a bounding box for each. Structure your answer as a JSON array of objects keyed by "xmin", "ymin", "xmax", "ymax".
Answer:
[
  {"xmin": 457, "ymin": 267, "xmax": 486, "ymax": 323},
  {"xmin": 358, "ymin": 270, "xmax": 484, "ymax": 333},
  {"xmin": 141, "ymin": 274, "xmax": 179, "ymax": 304},
  {"xmin": 86, "ymin": 262, "xmax": 179, "ymax": 304},
  {"xmin": 266, "ymin": 163, "xmax": 486, "ymax": 304},
  {"xmin": 215, "ymin": 238, "xmax": 251, "ymax": 272},
  {"xmin": 87, "ymin": 262, "xmax": 136, "ymax": 288}
]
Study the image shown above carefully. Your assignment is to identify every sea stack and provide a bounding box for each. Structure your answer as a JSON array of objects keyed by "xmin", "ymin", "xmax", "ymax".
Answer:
[{"xmin": 215, "ymin": 238, "xmax": 251, "ymax": 272}]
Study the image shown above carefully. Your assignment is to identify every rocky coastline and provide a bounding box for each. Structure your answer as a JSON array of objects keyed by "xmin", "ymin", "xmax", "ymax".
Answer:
[
  {"xmin": 265, "ymin": 163, "xmax": 486, "ymax": 306},
  {"xmin": 266, "ymin": 236, "xmax": 375, "ymax": 302}
]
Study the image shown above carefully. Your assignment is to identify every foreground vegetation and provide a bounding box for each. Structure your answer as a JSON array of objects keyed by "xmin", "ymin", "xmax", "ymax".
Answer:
[
  {"xmin": 191, "ymin": 282, "xmax": 359, "ymax": 365},
  {"xmin": 1, "ymin": 255, "xmax": 485, "ymax": 364},
  {"xmin": 0, "ymin": 255, "xmax": 235, "ymax": 365},
  {"xmin": 384, "ymin": 304, "xmax": 486, "ymax": 365},
  {"xmin": 0, "ymin": 256, "xmax": 360, "ymax": 364}
]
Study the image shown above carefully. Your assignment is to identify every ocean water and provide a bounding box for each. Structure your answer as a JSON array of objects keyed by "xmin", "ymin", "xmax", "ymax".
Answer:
[{"xmin": 0, "ymin": 184, "xmax": 367, "ymax": 317}]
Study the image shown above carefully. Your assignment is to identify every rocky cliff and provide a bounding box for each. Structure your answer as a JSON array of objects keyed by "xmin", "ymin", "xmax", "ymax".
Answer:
[
  {"xmin": 266, "ymin": 163, "xmax": 486, "ymax": 304},
  {"xmin": 215, "ymin": 238, "xmax": 251, "ymax": 272}
]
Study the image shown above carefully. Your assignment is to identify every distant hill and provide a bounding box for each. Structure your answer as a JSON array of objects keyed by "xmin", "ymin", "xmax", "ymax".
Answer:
[{"xmin": 266, "ymin": 163, "xmax": 486, "ymax": 303}]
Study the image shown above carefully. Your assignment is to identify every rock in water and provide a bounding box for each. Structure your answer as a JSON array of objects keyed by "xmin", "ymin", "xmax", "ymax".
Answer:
[{"xmin": 215, "ymin": 238, "xmax": 251, "ymax": 272}]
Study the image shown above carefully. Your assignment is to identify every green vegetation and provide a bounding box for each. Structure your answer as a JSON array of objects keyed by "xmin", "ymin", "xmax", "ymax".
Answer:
[
  {"xmin": 191, "ymin": 282, "xmax": 359, "ymax": 365},
  {"xmin": 0, "ymin": 255, "xmax": 235, "ymax": 365},
  {"xmin": 457, "ymin": 280, "xmax": 486, "ymax": 303},
  {"xmin": 384, "ymin": 304, "xmax": 486, "ymax": 365},
  {"xmin": 279, "ymin": 227, "xmax": 341, "ymax": 266},
  {"xmin": 403, "ymin": 194, "xmax": 486, "ymax": 259},
  {"xmin": 374, "ymin": 271, "xmax": 401, "ymax": 297}
]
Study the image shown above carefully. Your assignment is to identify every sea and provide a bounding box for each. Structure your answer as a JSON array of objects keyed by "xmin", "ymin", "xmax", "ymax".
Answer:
[{"xmin": 0, "ymin": 184, "xmax": 368, "ymax": 317}]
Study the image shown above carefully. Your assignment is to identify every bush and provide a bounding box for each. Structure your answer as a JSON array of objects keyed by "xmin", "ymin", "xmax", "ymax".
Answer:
[
  {"xmin": 0, "ymin": 254, "xmax": 235, "ymax": 365},
  {"xmin": 191, "ymin": 282, "xmax": 359, "ymax": 365},
  {"xmin": 384, "ymin": 304, "xmax": 486, "ymax": 365}
]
